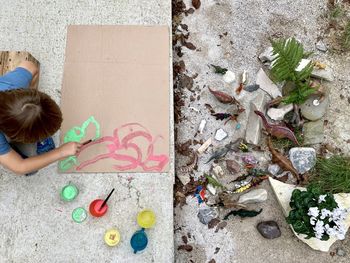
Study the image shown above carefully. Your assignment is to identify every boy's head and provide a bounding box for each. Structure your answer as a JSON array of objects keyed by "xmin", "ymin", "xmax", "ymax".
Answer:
[{"xmin": 0, "ymin": 89, "xmax": 62, "ymax": 143}]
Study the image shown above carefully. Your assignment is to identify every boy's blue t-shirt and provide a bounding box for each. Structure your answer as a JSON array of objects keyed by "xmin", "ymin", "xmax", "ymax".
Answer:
[{"xmin": 0, "ymin": 67, "xmax": 33, "ymax": 155}]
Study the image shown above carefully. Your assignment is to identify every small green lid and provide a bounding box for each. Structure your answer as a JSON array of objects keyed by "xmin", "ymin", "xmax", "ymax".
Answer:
[
  {"xmin": 72, "ymin": 207, "xmax": 87, "ymax": 223},
  {"xmin": 61, "ymin": 184, "xmax": 79, "ymax": 201}
]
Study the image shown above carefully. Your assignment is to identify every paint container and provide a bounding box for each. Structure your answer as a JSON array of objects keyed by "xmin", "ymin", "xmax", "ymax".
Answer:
[
  {"xmin": 137, "ymin": 209, "xmax": 156, "ymax": 229},
  {"xmin": 60, "ymin": 183, "xmax": 79, "ymax": 202},
  {"xmin": 130, "ymin": 229, "xmax": 148, "ymax": 254},
  {"xmin": 89, "ymin": 199, "xmax": 108, "ymax": 217},
  {"xmin": 72, "ymin": 207, "xmax": 87, "ymax": 223},
  {"xmin": 104, "ymin": 228, "xmax": 121, "ymax": 247}
]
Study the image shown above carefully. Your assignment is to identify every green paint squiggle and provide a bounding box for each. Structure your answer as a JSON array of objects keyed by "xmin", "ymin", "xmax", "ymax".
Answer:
[{"xmin": 59, "ymin": 116, "xmax": 101, "ymax": 171}]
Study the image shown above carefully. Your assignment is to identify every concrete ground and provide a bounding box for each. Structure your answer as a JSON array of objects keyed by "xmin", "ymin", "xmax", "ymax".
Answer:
[
  {"xmin": 174, "ymin": 0, "xmax": 350, "ymax": 262},
  {"xmin": 0, "ymin": 1, "xmax": 174, "ymax": 262}
]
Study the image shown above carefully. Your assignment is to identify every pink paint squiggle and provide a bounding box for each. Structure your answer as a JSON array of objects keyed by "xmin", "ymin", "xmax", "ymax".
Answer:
[{"xmin": 76, "ymin": 123, "xmax": 169, "ymax": 172}]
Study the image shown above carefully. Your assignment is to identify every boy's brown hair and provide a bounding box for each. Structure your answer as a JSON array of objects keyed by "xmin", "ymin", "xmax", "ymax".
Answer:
[{"xmin": 0, "ymin": 89, "xmax": 62, "ymax": 143}]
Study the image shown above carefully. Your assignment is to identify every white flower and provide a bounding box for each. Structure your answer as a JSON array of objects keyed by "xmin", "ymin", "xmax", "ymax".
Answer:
[
  {"xmin": 313, "ymin": 220, "xmax": 325, "ymax": 239},
  {"xmin": 331, "ymin": 208, "xmax": 347, "ymax": 222},
  {"xmin": 310, "ymin": 216, "xmax": 317, "ymax": 226},
  {"xmin": 320, "ymin": 209, "xmax": 331, "ymax": 220},
  {"xmin": 308, "ymin": 207, "xmax": 319, "ymax": 217},
  {"xmin": 318, "ymin": 195, "xmax": 327, "ymax": 203}
]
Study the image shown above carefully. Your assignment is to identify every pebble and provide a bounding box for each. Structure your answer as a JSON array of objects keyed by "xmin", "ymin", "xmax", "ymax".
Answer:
[
  {"xmin": 257, "ymin": 221, "xmax": 281, "ymax": 239},
  {"xmin": 336, "ymin": 247, "xmax": 346, "ymax": 257},
  {"xmin": 215, "ymin": 129, "xmax": 228, "ymax": 141},
  {"xmin": 316, "ymin": 40, "xmax": 328, "ymax": 52},
  {"xmin": 223, "ymin": 70, "xmax": 235, "ymax": 83},
  {"xmin": 226, "ymin": 159, "xmax": 241, "ymax": 173},
  {"xmin": 244, "ymin": 84, "xmax": 260, "ymax": 92},
  {"xmin": 289, "ymin": 147, "xmax": 316, "ymax": 174},
  {"xmin": 268, "ymin": 164, "xmax": 281, "ymax": 176},
  {"xmin": 300, "ymin": 95, "xmax": 329, "ymax": 121},
  {"xmin": 238, "ymin": 189, "xmax": 268, "ymax": 204},
  {"xmin": 303, "ymin": 120, "xmax": 324, "ymax": 145},
  {"xmin": 197, "ymin": 207, "xmax": 219, "ymax": 225},
  {"xmin": 267, "ymin": 104, "xmax": 293, "ymax": 121},
  {"xmin": 256, "ymin": 68, "xmax": 282, "ymax": 98}
]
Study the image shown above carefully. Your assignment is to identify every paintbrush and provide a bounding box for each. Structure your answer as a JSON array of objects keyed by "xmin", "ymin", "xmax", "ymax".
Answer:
[
  {"xmin": 99, "ymin": 188, "xmax": 115, "ymax": 211},
  {"xmin": 82, "ymin": 139, "xmax": 93, "ymax": 146}
]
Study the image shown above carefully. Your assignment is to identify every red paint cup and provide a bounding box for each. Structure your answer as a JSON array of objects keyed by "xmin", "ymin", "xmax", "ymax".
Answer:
[{"xmin": 89, "ymin": 199, "xmax": 108, "ymax": 217}]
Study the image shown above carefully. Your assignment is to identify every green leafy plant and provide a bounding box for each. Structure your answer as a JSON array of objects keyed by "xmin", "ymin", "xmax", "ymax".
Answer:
[
  {"xmin": 330, "ymin": 4, "xmax": 344, "ymax": 19},
  {"xmin": 270, "ymin": 38, "xmax": 315, "ymax": 104},
  {"xmin": 309, "ymin": 156, "xmax": 350, "ymax": 193},
  {"xmin": 286, "ymin": 186, "xmax": 340, "ymax": 240}
]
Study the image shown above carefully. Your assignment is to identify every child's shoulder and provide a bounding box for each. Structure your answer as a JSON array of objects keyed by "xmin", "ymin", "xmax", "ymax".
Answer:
[{"xmin": 0, "ymin": 67, "xmax": 33, "ymax": 91}]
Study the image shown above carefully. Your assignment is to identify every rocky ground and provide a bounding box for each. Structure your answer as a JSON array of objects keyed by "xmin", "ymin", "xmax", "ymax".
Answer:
[{"xmin": 173, "ymin": 0, "xmax": 350, "ymax": 262}]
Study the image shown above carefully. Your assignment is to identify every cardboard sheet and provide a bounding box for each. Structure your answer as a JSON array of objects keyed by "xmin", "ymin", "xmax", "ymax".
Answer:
[{"xmin": 59, "ymin": 25, "xmax": 170, "ymax": 173}]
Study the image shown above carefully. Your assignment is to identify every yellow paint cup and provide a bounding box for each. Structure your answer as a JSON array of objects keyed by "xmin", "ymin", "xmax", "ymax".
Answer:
[
  {"xmin": 137, "ymin": 209, "xmax": 156, "ymax": 229},
  {"xmin": 104, "ymin": 228, "xmax": 121, "ymax": 247}
]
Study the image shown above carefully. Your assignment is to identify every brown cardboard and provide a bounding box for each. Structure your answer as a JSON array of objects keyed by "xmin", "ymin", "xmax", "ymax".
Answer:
[{"xmin": 59, "ymin": 25, "xmax": 170, "ymax": 173}]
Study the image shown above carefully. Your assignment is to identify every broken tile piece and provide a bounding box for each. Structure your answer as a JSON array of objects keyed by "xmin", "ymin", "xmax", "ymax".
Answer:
[
  {"xmin": 212, "ymin": 165, "xmax": 224, "ymax": 177},
  {"xmin": 245, "ymin": 89, "xmax": 270, "ymax": 145},
  {"xmin": 311, "ymin": 67, "xmax": 334, "ymax": 82},
  {"xmin": 316, "ymin": 40, "xmax": 327, "ymax": 52},
  {"xmin": 267, "ymin": 104, "xmax": 293, "ymax": 121},
  {"xmin": 258, "ymin": 46, "xmax": 276, "ymax": 63},
  {"xmin": 256, "ymin": 68, "xmax": 282, "ymax": 98},
  {"xmin": 198, "ymin": 119, "xmax": 207, "ymax": 134},
  {"xmin": 215, "ymin": 129, "xmax": 228, "ymax": 141},
  {"xmin": 197, "ymin": 138, "xmax": 212, "ymax": 154},
  {"xmin": 238, "ymin": 189, "xmax": 268, "ymax": 204}
]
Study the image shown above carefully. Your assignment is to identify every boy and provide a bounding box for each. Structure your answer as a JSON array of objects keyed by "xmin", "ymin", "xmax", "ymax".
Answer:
[{"xmin": 0, "ymin": 61, "xmax": 81, "ymax": 175}]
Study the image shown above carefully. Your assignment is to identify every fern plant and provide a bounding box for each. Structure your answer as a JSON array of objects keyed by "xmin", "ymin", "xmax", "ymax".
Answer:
[{"xmin": 270, "ymin": 38, "xmax": 315, "ymax": 104}]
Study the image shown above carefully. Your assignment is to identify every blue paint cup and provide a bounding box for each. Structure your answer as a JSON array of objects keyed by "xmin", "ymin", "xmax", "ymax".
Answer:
[{"xmin": 130, "ymin": 229, "xmax": 148, "ymax": 254}]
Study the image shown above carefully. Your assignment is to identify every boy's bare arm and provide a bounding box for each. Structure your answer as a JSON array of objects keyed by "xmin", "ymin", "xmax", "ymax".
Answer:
[{"xmin": 0, "ymin": 142, "xmax": 81, "ymax": 175}]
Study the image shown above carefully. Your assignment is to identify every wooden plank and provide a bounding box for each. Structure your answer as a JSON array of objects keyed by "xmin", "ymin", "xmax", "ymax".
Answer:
[{"xmin": 0, "ymin": 51, "xmax": 40, "ymax": 89}]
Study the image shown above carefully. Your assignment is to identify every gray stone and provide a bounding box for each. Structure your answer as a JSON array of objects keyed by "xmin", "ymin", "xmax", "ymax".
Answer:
[
  {"xmin": 226, "ymin": 159, "xmax": 241, "ymax": 173},
  {"xmin": 212, "ymin": 165, "xmax": 224, "ymax": 177},
  {"xmin": 316, "ymin": 40, "xmax": 327, "ymax": 52},
  {"xmin": 336, "ymin": 247, "xmax": 346, "ymax": 257},
  {"xmin": 256, "ymin": 68, "xmax": 282, "ymax": 98},
  {"xmin": 238, "ymin": 189, "xmax": 268, "ymax": 204},
  {"xmin": 303, "ymin": 120, "xmax": 324, "ymax": 145},
  {"xmin": 245, "ymin": 89, "xmax": 270, "ymax": 145},
  {"xmin": 258, "ymin": 46, "xmax": 276, "ymax": 63},
  {"xmin": 311, "ymin": 67, "xmax": 334, "ymax": 82},
  {"xmin": 257, "ymin": 221, "xmax": 281, "ymax": 239},
  {"xmin": 244, "ymin": 84, "xmax": 260, "ymax": 92},
  {"xmin": 267, "ymin": 104, "xmax": 293, "ymax": 121},
  {"xmin": 197, "ymin": 207, "xmax": 219, "ymax": 225},
  {"xmin": 289, "ymin": 147, "xmax": 316, "ymax": 174},
  {"xmin": 300, "ymin": 94, "xmax": 329, "ymax": 121},
  {"xmin": 176, "ymin": 173, "xmax": 191, "ymax": 185},
  {"xmin": 215, "ymin": 128, "xmax": 228, "ymax": 141},
  {"xmin": 268, "ymin": 164, "xmax": 281, "ymax": 176}
]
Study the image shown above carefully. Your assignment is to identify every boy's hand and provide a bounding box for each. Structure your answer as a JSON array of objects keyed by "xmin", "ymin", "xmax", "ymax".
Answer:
[{"xmin": 58, "ymin": 142, "xmax": 82, "ymax": 159}]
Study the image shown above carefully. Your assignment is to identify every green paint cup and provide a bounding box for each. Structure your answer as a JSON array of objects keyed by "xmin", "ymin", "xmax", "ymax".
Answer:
[
  {"xmin": 60, "ymin": 184, "xmax": 79, "ymax": 202},
  {"xmin": 72, "ymin": 207, "xmax": 87, "ymax": 223}
]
